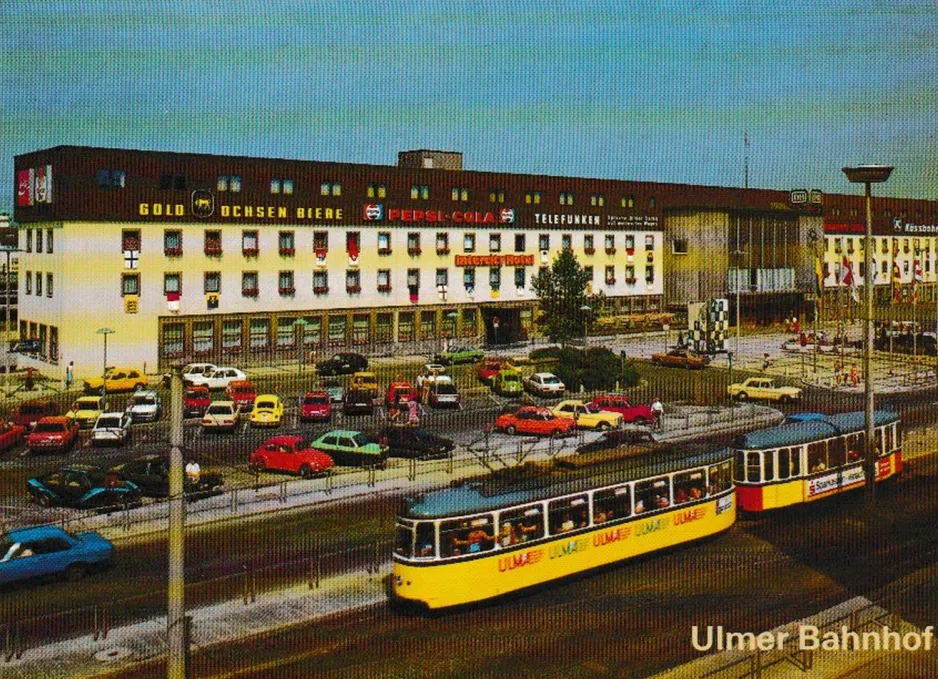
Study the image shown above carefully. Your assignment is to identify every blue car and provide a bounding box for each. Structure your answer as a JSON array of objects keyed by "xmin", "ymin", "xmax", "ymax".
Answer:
[
  {"xmin": 0, "ymin": 525, "xmax": 113, "ymax": 585},
  {"xmin": 27, "ymin": 464, "xmax": 141, "ymax": 511}
]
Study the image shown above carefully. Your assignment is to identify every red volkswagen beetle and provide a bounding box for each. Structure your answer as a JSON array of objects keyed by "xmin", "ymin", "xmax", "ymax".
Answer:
[
  {"xmin": 248, "ymin": 435, "xmax": 334, "ymax": 478},
  {"xmin": 299, "ymin": 391, "xmax": 332, "ymax": 423}
]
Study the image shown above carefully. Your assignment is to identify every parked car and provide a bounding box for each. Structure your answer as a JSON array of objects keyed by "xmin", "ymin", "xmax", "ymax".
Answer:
[
  {"xmin": 492, "ymin": 367, "xmax": 523, "ymax": 397},
  {"xmin": 164, "ymin": 362, "xmax": 218, "ymax": 387},
  {"xmin": 316, "ymin": 352, "xmax": 368, "ymax": 376},
  {"xmin": 0, "ymin": 525, "xmax": 114, "ymax": 585},
  {"xmin": 201, "ymin": 401, "xmax": 240, "ymax": 433},
  {"xmin": 650, "ymin": 347, "xmax": 710, "ymax": 369},
  {"xmin": 110, "ymin": 455, "xmax": 224, "ymax": 499},
  {"xmin": 435, "ymin": 345, "xmax": 485, "ymax": 365},
  {"xmin": 66, "ymin": 395, "xmax": 108, "ymax": 429},
  {"xmin": 589, "ymin": 395, "xmax": 654, "ymax": 425},
  {"xmin": 183, "ymin": 385, "xmax": 212, "ymax": 418},
  {"xmin": 299, "ymin": 391, "xmax": 332, "ymax": 422},
  {"xmin": 248, "ymin": 435, "xmax": 334, "ymax": 478},
  {"xmin": 249, "ymin": 394, "xmax": 284, "ymax": 427},
  {"xmin": 0, "ymin": 421, "xmax": 26, "ymax": 453},
  {"xmin": 91, "ymin": 411, "xmax": 134, "ymax": 447},
  {"xmin": 476, "ymin": 358, "xmax": 503, "ymax": 384},
  {"xmin": 26, "ymin": 464, "xmax": 141, "ymax": 510},
  {"xmin": 225, "ymin": 380, "xmax": 257, "ymax": 413},
  {"xmin": 376, "ymin": 426, "xmax": 454, "ymax": 460},
  {"xmin": 550, "ymin": 400, "xmax": 623, "ymax": 431},
  {"xmin": 343, "ymin": 388, "xmax": 375, "ymax": 416},
  {"xmin": 349, "ymin": 372, "xmax": 379, "ymax": 399},
  {"xmin": 727, "ymin": 377, "xmax": 803, "ymax": 403},
  {"xmin": 185, "ymin": 367, "xmax": 247, "ymax": 391},
  {"xmin": 309, "ymin": 430, "xmax": 389, "ymax": 468},
  {"xmin": 575, "ymin": 428, "xmax": 655, "ymax": 454},
  {"xmin": 319, "ymin": 376, "xmax": 344, "ymax": 403},
  {"xmin": 11, "ymin": 399, "xmax": 58, "ymax": 429},
  {"xmin": 386, "ymin": 381, "xmax": 419, "ymax": 407},
  {"xmin": 495, "ymin": 406, "xmax": 577, "ymax": 436},
  {"xmin": 127, "ymin": 390, "xmax": 162, "ymax": 422},
  {"xmin": 25, "ymin": 417, "xmax": 79, "ymax": 455},
  {"xmin": 83, "ymin": 367, "xmax": 148, "ymax": 394},
  {"xmin": 415, "ymin": 364, "xmax": 448, "ymax": 390},
  {"xmin": 523, "ymin": 372, "xmax": 566, "ymax": 397},
  {"xmin": 427, "ymin": 381, "xmax": 461, "ymax": 409}
]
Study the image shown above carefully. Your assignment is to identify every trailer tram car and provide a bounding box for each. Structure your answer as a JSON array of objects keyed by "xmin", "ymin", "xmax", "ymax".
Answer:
[
  {"xmin": 734, "ymin": 410, "xmax": 901, "ymax": 513},
  {"xmin": 392, "ymin": 448, "xmax": 735, "ymax": 609}
]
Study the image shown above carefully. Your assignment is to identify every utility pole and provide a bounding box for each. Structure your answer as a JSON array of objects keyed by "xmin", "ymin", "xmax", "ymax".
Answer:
[{"xmin": 168, "ymin": 364, "xmax": 188, "ymax": 677}]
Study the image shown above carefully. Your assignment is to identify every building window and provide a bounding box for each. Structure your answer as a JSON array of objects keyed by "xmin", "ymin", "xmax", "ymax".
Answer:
[
  {"xmin": 242, "ymin": 271, "xmax": 258, "ymax": 297},
  {"xmin": 313, "ymin": 270, "xmax": 328, "ymax": 294},
  {"xmin": 34, "ymin": 272, "xmax": 41, "ymax": 297},
  {"xmin": 270, "ymin": 179, "xmax": 281, "ymax": 194},
  {"xmin": 514, "ymin": 267, "xmax": 526, "ymax": 289},
  {"xmin": 377, "ymin": 269, "xmax": 391, "ymax": 292},
  {"xmin": 346, "ymin": 231, "xmax": 360, "ymax": 259},
  {"xmin": 489, "ymin": 267, "xmax": 501, "ymax": 290},
  {"xmin": 204, "ymin": 230, "xmax": 222, "ymax": 256},
  {"xmin": 221, "ymin": 320, "xmax": 242, "ymax": 353},
  {"xmin": 645, "ymin": 265, "xmax": 655, "ymax": 284},
  {"xmin": 561, "ymin": 234, "xmax": 572, "ymax": 250},
  {"xmin": 489, "ymin": 189, "xmax": 505, "ymax": 203},
  {"xmin": 249, "ymin": 318, "xmax": 269, "ymax": 349},
  {"xmin": 271, "ymin": 178, "xmax": 293, "ymax": 194},
  {"xmin": 96, "ymin": 169, "xmax": 126, "ymax": 188},
  {"xmin": 279, "ymin": 231, "xmax": 295, "ymax": 256},
  {"xmin": 49, "ymin": 326, "xmax": 58, "ymax": 362},
  {"xmin": 525, "ymin": 191, "xmax": 541, "ymax": 204},
  {"xmin": 605, "ymin": 234, "xmax": 616, "ymax": 253},
  {"xmin": 276, "ymin": 317, "xmax": 296, "ymax": 348},
  {"xmin": 436, "ymin": 268, "xmax": 448, "ymax": 288},
  {"xmin": 411, "ymin": 185, "xmax": 430, "ymax": 200},
  {"xmin": 164, "ymin": 230, "xmax": 182, "ymax": 256},
  {"xmin": 346, "ymin": 269, "xmax": 361, "ymax": 293},
  {"xmin": 230, "ymin": 176, "xmax": 242, "ymax": 192},
  {"xmin": 378, "ymin": 232, "xmax": 392, "ymax": 255},
  {"xmin": 25, "ymin": 229, "xmax": 31, "ymax": 253},
  {"xmin": 538, "ymin": 234, "xmax": 550, "ymax": 251},
  {"xmin": 164, "ymin": 273, "xmax": 181, "ymax": 294},
  {"xmin": 625, "ymin": 234, "xmax": 636, "ymax": 251},
  {"xmin": 584, "ymin": 234, "xmax": 595, "ymax": 254},
  {"xmin": 163, "ymin": 324, "xmax": 184, "ymax": 356},
  {"xmin": 242, "ymin": 231, "xmax": 259, "ymax": 256},
  {"xmin": 490, "ymin": 233, "xmax": 501, "ymax": 252},
  {"xmin": 204, "ymin": 271, "xmax": 221, "ymax": 294},
  {"xmin": 464, "ymin": 233, "xmax": 476, "ymax": 253},
  {"xmin": 451, "ymin": 187, "xmax": 469, "ymax": 202},
  {"xmin": 407, "ymin": 232, "xmax": 422, "ymax": 255},
  {"xmin": 605, "ymin": 266, "xmax": 616, "ymax": 285},
  {"xmin": 649, "ymin": 197, "xmax": 656, "ymax": 208},
  {"xmin": 515, "ymin": 233, "xmax": 526, "ymax": 252},
  {"xmin": 590, "ymin": 194, "xmax": 604, "ymax": 207},
  {"xmin": 122, "ymin": 229, "xmax": 140, "ymax": 252},
  {"xmin": 367, "ymin": 183, "xmax": 387, "ymax": 198},
  {"xmin": 122, "ymin": 273, "xmax": 139, "ymax": 296},
  {"xmin": 46, "ymin": 272, "xmax": 53, "ymax": 298},
  {"xmin": 216, "ymin": 176, "xmax": 229, "ymax": 192},
  {"xmin": 621, "ymin": 196, "xmax": 635, "ymax": 208},
  {"xmin": 463, "ymin": 267, "xmax": 475, "ymax": 290},
  {"xmin": 35, "ymin": 230, "xmax": 43, "ymax": 253},
  {"xmin": 559, "ymin": 192, "xmax": 574, "ymax": 205},
  {"xmin": 672, "ymin": 238, "xmax": 688, "ymax": 254},
  {"xmin": 584, "ymin": 266, "xmax": 593, "ymax": 286},
  {"xmin": 314, "ymin": 231, "xmax": 329, "ymax": 254},
  {"xmin": 436, "ymin": 233, "xmax": 450, "ymax": 254},
  {"xmin": 193, "ymin": 322, "xmax": 214, "ymax": 354},
  {"xmin": 46, "ymin": 229, "xmax": 53, "ymax": 253},
  {"xmin": 321, "ymin": 181, "xmax": 342, "ymax": 196},
  {"xmin": 645, "ymin": 234, "xmax": 655, "ymax": 249},
  {"xmin": 159, "ymin": 174, "xmax": 186, "ymax": 190},
  {"xmin": 24, "ymin": 271, "xmax": 30, "ymax": 295},
  {"xmin": 279, "ymin": 271, "xmax": 295, "ymax": 296},
  {"xmin": 407, "ymin": 268, "xmax": 420, "ymax": 291}
]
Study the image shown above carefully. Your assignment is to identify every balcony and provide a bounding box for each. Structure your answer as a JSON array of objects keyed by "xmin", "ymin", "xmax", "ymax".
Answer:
[
  {"xmin": 625, "ymin": 277, "xmax": 637, "ymax": 284},
  {"xmin": 605, "ymin": 247, "xmax": 617, "ymax": 255},
  {"xmin": 605, "ymin": 278, "xmax": 616, "ymax": 285}
]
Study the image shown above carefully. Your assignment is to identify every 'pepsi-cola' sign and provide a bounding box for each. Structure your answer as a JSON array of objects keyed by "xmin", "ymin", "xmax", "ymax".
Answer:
[{"xmin": 363, "ymin": 205, "xmax": 515, "ymax": 225}]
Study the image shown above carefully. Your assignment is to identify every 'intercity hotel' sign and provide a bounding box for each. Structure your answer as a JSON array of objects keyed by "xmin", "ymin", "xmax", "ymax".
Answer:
[{"xmin": 454, "ymin": 254, "xmax": 535, "ymax": 267}]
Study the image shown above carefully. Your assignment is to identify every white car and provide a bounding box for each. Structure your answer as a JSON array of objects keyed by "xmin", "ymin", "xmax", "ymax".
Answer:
[
  {"xmin": 201, "ymin": 401, "xmax": 240, "ymax": 433},
  {"xmin": 185, "ymin": 367, "xmax": 247, "ymax": 391},
  {"xmin": 416, "ymin": 364, "xmax": 451, "ymax": 390},
  {"xmin": 91, "ymin": 411, "xmax": 133, "ymax": 447},
  {"xmin": 127, "ymin": 390, "xmax": 162, "ymax": 422},
  {"xmin": 524, "ymin": 372, "xmax": 566, "ymax": 396},
  {"xmin": 163, "ymin": 362, "xmax": 217, "ymax": 387}
]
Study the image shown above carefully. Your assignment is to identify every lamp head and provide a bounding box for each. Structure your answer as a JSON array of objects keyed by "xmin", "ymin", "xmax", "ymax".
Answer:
[{"xmin": 842, "ymin": 165, "xmax": 894, "ymax": 184}]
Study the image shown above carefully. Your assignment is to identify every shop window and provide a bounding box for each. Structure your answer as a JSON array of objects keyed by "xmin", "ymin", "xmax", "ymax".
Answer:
[
  {"xmin": 193, "ymin": 322, "xmax": 214, "ymax": 354},
  {"xmin": 222, "ymin": 320, "xmax": 242, "ymax": 352},
  {"xmin": 277, "ymin": 317, "xmax": 295, "ymax": 347},
  {"xmin": 249, "ymin": 318, "xmax": 270, "ymax": 349},
  {"xmin": 163, "ymin": 324, "xmax": 184, "ymax": 356},
  {"xmin": 328, "ymin": 315, "xmax": 346, "ymax": 344}
]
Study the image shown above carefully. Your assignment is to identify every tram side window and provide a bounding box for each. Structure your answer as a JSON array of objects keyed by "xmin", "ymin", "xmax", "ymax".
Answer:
[
  {"xmin": 746, "ymin": 452, "xmax": 762, "ymax": 483},
  {"xmin": 708, "ymin": 461, "xmax": 731, "ymax": 494},
  {"xmin": 790, "ymin": 447, "xmax": 801, "ymax": 476},
  {"xmin": 593, "ymin": 486, "xmax": 631, "ymax": 524},
  {"xmin": 673, "ymin": 470, "xmax": 705, "ymax": 504},
  {"xmin": 777, "ymin": 449, "xmax": 790, "ymax": 480},
  {"xmin": 414, "ymin": 522, "xmax": 436, "ymax": 559},
  {"xmin": 828, "ymin": 436, "xmax": 847, "ymax": 468},
  {"xmin": 634, "ymin": 476, "xmax": 670, "ymax": 514},
  {"xmin": 734, "ymin": 451, "xmax": 745, "ymax": 482},
  {"xmin": 548, "ymin": 495, "xmax": 589, "ymax": 534},
  {"xmin": 895, "ymin": 423, "xmax": 900, "ymax": 449},
  {"xmin": 763, "ymin": 451, "xmax": 775, "ymax": 482},
  {"xmin": 845, "ymin": 434, "xmax": 862, "ymax": 463},
  {"xmin": 885, "ymin": 424, "xmax": 894, "ymax": 454},
  {"xmin": 808, "ymin": 442, "xmax": 828, "ymax": 473},
  {"xmin": 394, "ymin": 523, "xmax": 414, "ymax": 558},
  {"xmin": 440, "ymin": 515, "xmax": 495, "ymax": 557},
  {"xmin": 498, "ymin": 504, "xmax": 545, "ymax": 546}
]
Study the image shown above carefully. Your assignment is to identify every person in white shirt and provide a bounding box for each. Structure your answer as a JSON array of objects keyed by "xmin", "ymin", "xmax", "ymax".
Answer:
[
  {"xmin": 185, "ymin": 460, "xmax": 201, "ymax": 484},
  {"xmin": 651, "ymin": 397, "xmax": 664, "ymax": 431}
]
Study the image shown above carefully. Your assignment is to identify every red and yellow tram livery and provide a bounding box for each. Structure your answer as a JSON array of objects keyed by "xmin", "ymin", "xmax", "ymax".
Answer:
[{"xmin": 734, "ymin": 410, "xmax": 901, "ymax": 513}]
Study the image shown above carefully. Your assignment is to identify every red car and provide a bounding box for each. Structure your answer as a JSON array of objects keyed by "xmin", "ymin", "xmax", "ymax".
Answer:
[
  {"xmin": 249, "ymin": 435, "xmax": 334, "ymax": 479},
  {"xmin": 589, "ymin": 395, "xmax": 654, "ymax": 425},
  {"xmin": 299, "ymin": 391, "xmax": 332, "ymax": 422},
  {"xmin": 11, "ymin": 399, "xmax": 58, "ymax": 429},
  {"xmin": 386, "ymin": 381, "xmax": 419, "ymax": 407},
  {"xmin": 476, "ymin": 359, "xmax": 502, "ymax": 384},
  {"xmin": 225, "ymin": 380, "xmax": 257, "ymax": 413},
  {"xmin": 184, "ymin": 385, "xmax": 212, "ymax": 418},
  {"xmin": 25, "ymin": 417, "xmax": 80, "ymax": 455},
  {"xmin": 495, "ymin": 406, "xmax": 576, "ymax": 437},
  {"xmin": 0, "ymin": 421, "xmax": 26, "ymax": 452}
]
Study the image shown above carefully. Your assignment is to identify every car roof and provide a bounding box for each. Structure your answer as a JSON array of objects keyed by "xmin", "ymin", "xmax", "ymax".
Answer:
[
  {"xmin": 316, "ymin": 429, "xmax": 364, "ymax": 437},
  {"xmin": 304, "ymin": 390, "xmax": 330, "ymax": 397},
  {"xmin": 96, "ymin": 411, "xmax": 127, "ymax": 418},
  {"xmin": 134, "ymin": 390, "xmax": 159, "ymax": 397},
  {"xmin": 208, "ymin": 400, "xmax": 236, "ymax": 407},
  {"xmin": 254, "ymin": 394, "xmax": 280, "ymax": 401},
  {"xmin": 228, "ymin": 380, "xmax": 254, "ymax": 388},
  {"xmin": 76, "ymin": 396, "xmax": 103, "ymax": 402},
  {"xmin": 556, "ymin": 399, "xmax": 586, "ymax": 406},
  {"xmin": 36, "ymin": 416, "xmax": 70, "ymax": 424},
  {"xmin": 261, "ymin": 434, "xmax": 304, "ymax": 446},
  {"xmin": 5, "ymin": 525, "xmax": 70, "ymax": 542},
  {"xmin": 353, "ymin": 371, "xmax": 376, "ymax": 377},
  {"xmin": 59, "ymin": 464, "xmax": 105, "ymax": 473}
]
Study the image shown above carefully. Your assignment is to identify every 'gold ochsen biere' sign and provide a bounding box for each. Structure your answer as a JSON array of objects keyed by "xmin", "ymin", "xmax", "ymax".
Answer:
[{"xmin": 138, "ymin": 203, "xmax": 343, "ymax": 221}]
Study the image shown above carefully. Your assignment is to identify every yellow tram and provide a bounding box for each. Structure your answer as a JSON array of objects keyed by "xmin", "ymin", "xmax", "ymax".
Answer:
[
  {"xmin": 392, "ymin": 449, "xmax": 735, "ymax": 609},
  {"xmin": 734, "ymin": 410, "xmax": 902, "ymax": 512}
]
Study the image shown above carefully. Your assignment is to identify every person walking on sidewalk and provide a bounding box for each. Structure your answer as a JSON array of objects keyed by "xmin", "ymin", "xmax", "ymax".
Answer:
[
  {"xmin": 651, "ymin": 396, "xmax": 664, "ymax": 431},
  {"xmin": 65, "ymin": 361, "xmax": 74, "ymax": 390}
]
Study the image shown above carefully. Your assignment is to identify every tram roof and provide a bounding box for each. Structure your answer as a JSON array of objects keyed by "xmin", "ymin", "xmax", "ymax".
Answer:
[
  {"xmin": 735, "ymin": 410, "xmax": 899, "ymax": 451},
  {"xmin": 402, "ymin": 445, "xmax": 731, "ymax": 519}
]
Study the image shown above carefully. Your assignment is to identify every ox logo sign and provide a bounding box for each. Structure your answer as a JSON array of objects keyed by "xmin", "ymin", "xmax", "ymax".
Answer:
[{"xmin": 191, "ymin": 190, "xmax": 214, "ymax": 218}]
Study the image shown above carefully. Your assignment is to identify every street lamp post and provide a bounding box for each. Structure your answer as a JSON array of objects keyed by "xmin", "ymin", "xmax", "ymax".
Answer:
[
  {"xmin": 843, "ymin": 164, "xmax": 893, "ymax": 506},
  {"xmin": 1, "ymin": 247, "xmax": 23, "ymax": 395},
  {"xmin": 580, "ymin": 305, "xmax": 591, "ymax": 348},
  {"xmin": 96, "ymin": 328, "xmax": 115, "ymax": 400},
  {"xmin": 295, "ymin": 318, "xmax": 309, "ymax": 385},
  {"xmin": 445, "ymin": 311, "xmax": 458, "ymax": 353},
  {"xmin": 808, "ymin": 228, "xmax": 821, "ymax": 378}
]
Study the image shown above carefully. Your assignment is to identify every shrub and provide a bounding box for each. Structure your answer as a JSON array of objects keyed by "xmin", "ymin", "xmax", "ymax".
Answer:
[{"xmin": 549, "ymin": 346, "xmax": 640, "ymax": 391}]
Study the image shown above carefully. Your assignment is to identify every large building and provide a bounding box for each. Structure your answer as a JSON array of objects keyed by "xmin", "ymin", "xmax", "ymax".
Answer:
[{"xmin": 12, "ymin": 146, "xmax": 938, "ymax": 378}]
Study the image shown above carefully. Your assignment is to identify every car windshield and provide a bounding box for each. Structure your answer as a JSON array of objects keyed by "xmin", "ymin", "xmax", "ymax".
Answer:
[
  {"xmin": 584, "ymin": 404, "xmax": 601, "ymax": 413},
  {"xmin": 543, "ymin": 376, "xmax": 561, "ymax": 384},
  {"xmin": 256, "ymin": 400, "xmax": 276, "ymax": 409},
  {"xmin": 435, "ymin": 384, "xmax": 458, "ymax": 394},
  {"xmin": 185, "ymin": 390, "xmax": 207, "ymax": 399},
  {"xmin": 503, "ymin": 373, "xmax": 520, "ymax": 382},
  {"xmin": 233, "ymin": 387, "xmax": 254, "ymax": 395},
  {"xmin": 304, "ymin": 396, "xmax": 329, "ymax": 405},
  {"xmin": 34, "ymin": 422, "xmax": 64, "ymax": 433},
  {"xmin": 207, "ymin": 405, "xmax": 232, "ymax": 415},
  {"xmin": 20, "ymin": 404, "xmax": 45, "ymax": 414},
  {"xmin": 76, "ymin": 399, "xmax": 100, "ymax": 409},
  {"xmin": 97, "ymin": 417, "xmax": 122, "ymax": 428},
  {"xmin": 351, "ymin": 433, "xmax": 369, "ymax": 447},
  {"xmin": 134, "ymin": 395, "xmax": 156, "ymax": 405}
]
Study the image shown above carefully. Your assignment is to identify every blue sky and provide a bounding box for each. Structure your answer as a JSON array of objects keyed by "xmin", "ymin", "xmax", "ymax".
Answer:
[{"xmin": 2, "ymin": 0, "xmax": 936, "ymax": 213}]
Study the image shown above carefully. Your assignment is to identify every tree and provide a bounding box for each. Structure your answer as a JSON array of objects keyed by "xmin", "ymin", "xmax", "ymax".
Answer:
[{"xmin": 531, "ymin": 248, "xmax": 605, "ymax": 346}]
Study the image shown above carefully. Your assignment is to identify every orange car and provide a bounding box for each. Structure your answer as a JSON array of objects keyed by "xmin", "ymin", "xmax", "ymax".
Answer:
[
  {"xmin": 495, "ymin": 406, "xmax": 576, "ymax": 437},
  {"xmin": 650, "ymin": 348, "xmax": 710, "ymax": 369},
  {"xmin": 386, "ymin": 381, "xmax": 419, "ymax": 407}
]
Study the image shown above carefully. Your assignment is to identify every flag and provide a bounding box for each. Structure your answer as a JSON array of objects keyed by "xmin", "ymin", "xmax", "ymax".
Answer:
[
  {"xmin": 814, "ymin": 255, "xmax": 824, "ymax": 311},
  {"xmin": 913, "ymin": 258, "xmax": 923, "ymax": 303},
  {"xmin": 892, "ymin": 262, "xmax": 902, "ymax": 303},
  {"xmin": 839, "ymin": 256, "xmax": 859, "ymax": 303}
]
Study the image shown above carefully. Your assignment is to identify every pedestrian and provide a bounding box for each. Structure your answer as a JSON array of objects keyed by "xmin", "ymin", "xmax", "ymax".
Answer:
[
  {"xmin": 793, "ymin": 315, "xmax": 800, "ymax": 333},
  {"xmin": 834, "ymin": 361, "xmax": 843, "ymax": 386},
  {"xmin": 762, "ymin": 353, "xmax": 772, "ymax": 372},
  {"xmin": 185, "ymin": 459, "xmax": 201, "ymax": 484},
  {"xmin": 407, "ymin": 398, "xmax": 419, "ymax": 426},
  {"xmin": 65, "ymin": 361, "xmax": 74, "ymax": 390},
  {"xmin": 784, "ymin": 316, "xmax": 791, "ymax": 334},
  {"xmin": 850, "ymin": 363, "xmax": 860, "ymax": 387},
  {"xmin": 651, "ymin": 396, "xmax": 664, "ymax": 431}
]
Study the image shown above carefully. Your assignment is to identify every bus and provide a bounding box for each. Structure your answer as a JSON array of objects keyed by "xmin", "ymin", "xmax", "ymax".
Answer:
[
  {"xmin": 734, "ymin": 410, "xmax": 901, "ymax": 513},
  {"xmin": 392, "ymin": 448, "xmax": 735, "ymax": 609}
]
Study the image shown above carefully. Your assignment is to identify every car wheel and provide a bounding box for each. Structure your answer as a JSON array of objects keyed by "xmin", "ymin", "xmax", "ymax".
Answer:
[
  {"xmin": 65, "ymin": 563, "xmax": 87, "ymax": 582},
  {"xmin": 551, "ymin": 429, "xmax": 561, "ymax": 437},
  {"xmin": 506, "ymin": 425, "xmax": 517, "ymax": 435},
  {"xmin": 633, "ymin": 416, "xmax": 647, "ymax": 425},
  {"xmin": 249, "ymin": 459, "xmax": 267, "ymax": 474},
  {"xmin": 780, "ymin": 395, "xmax": 791, "ymax": 403},
  {"xmin": 598, "ymin": 422, "xmax": 610, "ymax": 431},
  {"xmin": 36, "ymin": 493, "xmax": 53, "ymax": 508},
  {"xmin": 737, "ymin": 392, "xmax": 748, "ymax": 401},
  {"xmin": 299, "ymin": 465, "xmax": 315, "ymax": 479}
]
